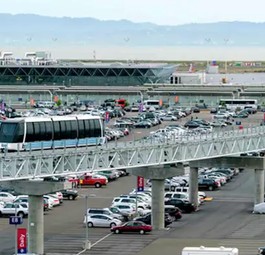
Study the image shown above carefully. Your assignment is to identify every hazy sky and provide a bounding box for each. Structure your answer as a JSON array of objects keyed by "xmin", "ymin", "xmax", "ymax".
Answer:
[{"xmin": 1, "ymin": 0, "xmax": 264, "ymax": 25}]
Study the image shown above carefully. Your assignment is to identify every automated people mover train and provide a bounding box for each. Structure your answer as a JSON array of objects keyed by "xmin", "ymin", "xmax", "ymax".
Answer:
[{"xmin": 0, "ymin": 115, "xmax": 105, "ymax": 151}]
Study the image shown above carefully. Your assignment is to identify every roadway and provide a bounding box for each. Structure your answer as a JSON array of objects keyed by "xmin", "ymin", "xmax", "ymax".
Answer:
[{"xmin": 0, "ymin": 170, "xmax": 264, "ymax": 254}]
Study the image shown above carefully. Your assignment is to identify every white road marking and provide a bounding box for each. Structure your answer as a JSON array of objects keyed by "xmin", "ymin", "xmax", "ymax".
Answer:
[{"xmin": 91, "ymin": 232, "xmax": 113, "ymax": 248}]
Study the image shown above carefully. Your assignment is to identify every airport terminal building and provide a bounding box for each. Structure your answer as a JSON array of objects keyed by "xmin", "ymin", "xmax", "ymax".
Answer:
[{"xmin": 0, "ymin": 52, "xmax": 176, "ymax": 86}]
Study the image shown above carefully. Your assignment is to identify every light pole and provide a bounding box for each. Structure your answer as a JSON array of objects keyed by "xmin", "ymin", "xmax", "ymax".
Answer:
[{"xmin": 77, "ymin": 193, "xmax": 95, "ymax": 255}]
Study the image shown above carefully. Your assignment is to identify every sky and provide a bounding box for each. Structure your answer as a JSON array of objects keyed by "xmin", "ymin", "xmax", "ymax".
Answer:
[{"xmin": 0, "ymin": 0, "xmax": 264, "ymax": 25}]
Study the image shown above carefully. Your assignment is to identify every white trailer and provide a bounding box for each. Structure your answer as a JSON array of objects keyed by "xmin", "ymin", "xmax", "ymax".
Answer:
[{"xmin": 182, "ymin": 246, "xmax": 239, "ymax": 255}]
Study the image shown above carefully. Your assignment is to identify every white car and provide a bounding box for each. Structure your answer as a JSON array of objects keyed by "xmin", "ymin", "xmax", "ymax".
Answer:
[
  {"xmin": 213, "ymin": 113, "xmax": 228, "ymax": 119},
  {"xmin": 118, "ymin": 195, "xmax": 151, "ymax": 207},
  {"xmin": 113, "ymin": 203, "xmax": 136, "ymax": 215},
  {"xmin": 50, "ymin": 192, "xmax": 63, "ymax": 203},
  {"xmin": 0, "ymin": 203, "xmax": 28, "ymax": 218},
  {"xmin": 0, "ymin": 192, "xmax": 16, "ymax": 203},
  {"xmin": 161, "ymin": 115, "xmax": 177, "ymax": 121},
  {"xmin": 253, "ymin": 203, "xmax": 265, "ymax": 214},
  {"xmin": 46, "ymin": 195, "xmax": 60, "ymax": 206},
  {"xmin": 83, "ymin": 214, "xmax": 122, "ymax": 228},
  {"xmin": 43, "ymin": 195, "xmax": 59, "ymax": 208},
  {"xmin": 112, "ymin": 197, "xmax": 149, "ymax": 210}
]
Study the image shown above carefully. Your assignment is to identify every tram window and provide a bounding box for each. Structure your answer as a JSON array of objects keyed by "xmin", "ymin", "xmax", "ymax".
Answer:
[
  {"xmin": 13, "ymin": 123, "xmax": 24, "ymax": 143},
  {"xmin": 78, "ymin": 120, "xmax": 85, "ymax": 138},
  {"xmin": 53, "ymin": 121, "xmax": 61, "ymax": 140},
  {"xmin": 84, "ymin": 120, "xmax": 90, "ymax": 137},
  {"xmin": 65, "ymin": 121, "xmax": 72, "ymax": 138},
  {"xmin": 60, "ymin": 121, "xmax": 67, "ymax": 139},
  {"xmin": 94, "ymin": 120, "xmax": 101, "ymax": 137},
  {"xmin": 45, "ymin": 122, "xmax": 53, "ymax": 141},
  {"xmin": 26, "ymin": 122, "xmax": 34, "ymax": 142},
  {"xmin": 70, "ymin": 120, "xmax": 77, "ymax": 139},
  {"xmin": 39, "ymin": 122, "xmax": 46, "ymax": 141},
  {"xmin": 33, "ymin": 122, "xmax": 40, "ymax": 141},
  {"xmin": 89, "ymin": 120, "xmax": 95, "ymax": 137}
]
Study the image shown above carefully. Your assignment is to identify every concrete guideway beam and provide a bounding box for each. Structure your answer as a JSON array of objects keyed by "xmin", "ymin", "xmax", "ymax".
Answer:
[
  {"xmin": 3, "ymin": 181, "xmax": 65, "ymax": 255},
  {"xmin": 127, "ymin": 164, "xmax": 185, "ymax": 179},
  {"xmin": 1, "ymin": 180, "xmax": 68, "ymax": 195},
  {"xmin": 188, "ymin": 156, "xmax": 265, "ymax": 170}
]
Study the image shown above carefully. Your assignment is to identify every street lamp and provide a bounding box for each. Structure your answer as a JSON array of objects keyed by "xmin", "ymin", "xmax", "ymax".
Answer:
[{"xmin": 77, "ymin": 194, "xmax": 96, "ymax": 255}]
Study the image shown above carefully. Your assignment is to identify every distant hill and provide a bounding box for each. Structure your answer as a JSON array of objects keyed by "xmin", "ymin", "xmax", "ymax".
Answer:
[{"xmin": 0, "ymin": 13, "xmax": 265, "ymax": 47}]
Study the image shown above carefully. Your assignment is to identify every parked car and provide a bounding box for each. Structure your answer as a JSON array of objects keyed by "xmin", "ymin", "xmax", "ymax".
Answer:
[
  {"xmin": 61, "ymin": 189, "xmax": 78, "ymax": 200},
  {"xmin": 87, "ymin": 208, "xmax": 123, "ymax": 221},
  {"xmin": 198, "ymin": 178, "xmax": 219, "ymax": 191},
  {"xmin": 134, "ymin": 213, "xmax": 173, "ymax": 227},
  {"xmin": 0, "ymin": 203, "xmax": 28, "ymax": 218},
  {"xmin": 111, "ymin": 220, "xmax": 152, "ymax": 234},
  {"xmin": 84, "ymin": 214, "xmax": 122, "ymax": 228},
  {"xmin": 253, "ymin": 202, "xmax": 265, "ymax": 214},
  {"xmin": 69, "ymin": 174, "xmax": 108, "ymax": 188},
  {"xmin": 164, "ymin": 205, "xmax": 182, "ymax": 220},
  {"xmin": 0, "ymin": 192, "xmax": 16, "ymax": 203},
  {"xmin": 165, "ymin": 198, "xmax": 196, "ymax": 213}
]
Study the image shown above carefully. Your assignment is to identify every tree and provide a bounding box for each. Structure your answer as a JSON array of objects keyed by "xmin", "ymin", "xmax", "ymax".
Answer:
[{"xmin": 56, "ymin": 99, "xmax": 62, "ymax": 107}]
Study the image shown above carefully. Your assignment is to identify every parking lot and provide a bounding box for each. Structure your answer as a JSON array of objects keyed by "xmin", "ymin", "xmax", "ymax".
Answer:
[
  {"xmin": 0, "ymin": 110, "xmax": 265, "ymax": 254},
  {"xmin": 0, "ymin": 164, "xmax": 264, "ymax": 254}
]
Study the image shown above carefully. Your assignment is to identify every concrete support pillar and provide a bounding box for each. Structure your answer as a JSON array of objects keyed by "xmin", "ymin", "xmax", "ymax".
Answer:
[
  {"xmin": 28, "ymin": 195, "xmax": 44, "ymax": 255},
  {"xmin": 189, "ymin": 167, "xmax": 199, "ymax": 209},
  {"xmin": 255, "ymin": 169, "xmax": 264, "ymax": 205},
  {"xmin": 1, "ymin": 180, "xmax": 66, "ymax": 255},
  {"xmin": 151, "ymin": 179, "xmax": 165, "ymax": 230}
]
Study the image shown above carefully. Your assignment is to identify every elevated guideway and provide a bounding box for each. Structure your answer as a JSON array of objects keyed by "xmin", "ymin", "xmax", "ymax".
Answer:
[{"xmin": 1, "ymin": 125, "xmax": 265, "ymax": 181}]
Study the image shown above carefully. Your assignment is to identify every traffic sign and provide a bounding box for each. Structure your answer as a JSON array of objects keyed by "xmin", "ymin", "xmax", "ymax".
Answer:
[
  {"xmin": 17, "ymin": 228, "xmax": 27, "ymax": 254},
  {"xmin": 137, "ymin": 176, "xmax": 144, "ymax": 192},
  {"xmin": 9, "ymin": 216, "xmax": 23, "ymax": 225}
]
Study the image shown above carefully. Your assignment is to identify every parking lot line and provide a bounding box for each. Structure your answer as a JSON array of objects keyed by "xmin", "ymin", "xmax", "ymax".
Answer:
[{"xmin": 90, "ymin": 233, "xmax": 113, "ymax": 248}]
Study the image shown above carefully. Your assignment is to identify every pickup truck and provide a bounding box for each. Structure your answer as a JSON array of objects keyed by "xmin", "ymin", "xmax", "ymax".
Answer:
[{"xmin": 69, "ymin": 174, "xmax": 108, "ymax": 188}]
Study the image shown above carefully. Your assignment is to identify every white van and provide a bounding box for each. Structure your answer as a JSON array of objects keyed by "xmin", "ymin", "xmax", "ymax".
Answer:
[{"xmin": 182, "ymin": 246, "xmax": 239, "ymax": 255}]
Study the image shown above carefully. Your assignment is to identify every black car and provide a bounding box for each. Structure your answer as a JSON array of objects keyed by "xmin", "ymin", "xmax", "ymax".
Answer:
[
  {"xmin": 210, "ymin": 108, "xmax": 218, "ymax": 114},
  {"xmin": 192, "ymin": 107, "xmax": 200, "ymax": 113},
  {"xmin": 184, "ymin": 121, "xmax": 201, "ymax": 129},
  {"xmin": 61, "ymin": 189, "xmax": 78, "ymax": 200},
  {"xmin": 165, "ymin": 199, "xmax": 196, "ymax": 213},
  {"xmin": 134, "ymin": 213, "xmax": 173, "ymax": 227},
  {"xmin": 198, "ymin": 179, "xmax": 219, "ymax": 191},
  {"xmin": 164, "ymin": 205, "xmax": 182, "ymax": 220}
]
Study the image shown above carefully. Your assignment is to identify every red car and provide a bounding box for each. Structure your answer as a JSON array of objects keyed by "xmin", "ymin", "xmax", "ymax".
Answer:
[{"xmin": 111, "ymin": 221, "xmax": 152, "ymax": 234}]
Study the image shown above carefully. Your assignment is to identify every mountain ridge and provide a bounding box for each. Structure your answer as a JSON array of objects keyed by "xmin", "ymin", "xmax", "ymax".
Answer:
[{"xmin": 0, "ymin": 13, "xmax": 264, "ymax": 46}]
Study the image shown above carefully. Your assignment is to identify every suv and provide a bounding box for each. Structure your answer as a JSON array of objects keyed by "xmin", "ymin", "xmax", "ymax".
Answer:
[
  {"xmin": 198, "ymin": 178, "xmax": 219, "ymax": 191},
  {"xmin": 86, "ymin": 208, "xmax": 123, "ymax": 221},
  {"xmin": 165, "ymin": 198, "xmax": 196, "ymax": 213},
  {"xmin": 0, "ymin": 203, "xmax": 28, "ymax": 218}
]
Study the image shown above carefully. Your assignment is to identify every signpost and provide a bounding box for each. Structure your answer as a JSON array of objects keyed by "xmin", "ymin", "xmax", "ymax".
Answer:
[
  {"xmin": 9, "ymin": 216, "xmax": 23, "ymax": 225},
  {"xmin": 17, "ymin": 228, "xmax": 27, "ymax": 254},
  {"xmin": 137, "ymin": 176, "xmax": 144, "ymax": 192}
]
